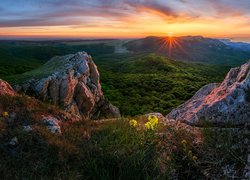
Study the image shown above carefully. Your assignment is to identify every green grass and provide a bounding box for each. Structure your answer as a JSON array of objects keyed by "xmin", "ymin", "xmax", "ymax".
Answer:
[
  {"xmin": 4, "ymin": 54, "xmax": 77, "ymax": 83},
  {"xmin": 0, "ymin": 41, "xmax": 114, "ymax": 77}
]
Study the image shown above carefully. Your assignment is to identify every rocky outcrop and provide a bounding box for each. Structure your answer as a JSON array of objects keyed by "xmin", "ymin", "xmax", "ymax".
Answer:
[
  {"xmin": 0, "ymin": 79, "xmax": 16, "ymax": 96},
  {"xmin": 14, "ymin": 52, "xmax": 120, "ymax": 119},
  {"xmin": 167, "ymin": 61, "xmax": 250, "ymax": 125}
]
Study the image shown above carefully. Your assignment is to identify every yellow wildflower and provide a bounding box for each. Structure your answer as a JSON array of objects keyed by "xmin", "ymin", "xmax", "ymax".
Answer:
[
  {"xmin": 2, "ymin": 112, "xmax": 9, "ymax": 117},
  {"xmin": 192, "ymin": 156, "xmax": 198, "ymax": 161},
  {"xmin": 145, "ymin": 122, "xmax": 154, "ymax": 130},
  {"xmin": 148, "ymin": 115, "xmax": 159, "ymax": 125},
  {"xmin": 181, "ymin": 140, "xmax": 187, "ymax": 145},
  {"xmin": 129, "ymin": 119, "xmax": 138, "ymax": 127}
]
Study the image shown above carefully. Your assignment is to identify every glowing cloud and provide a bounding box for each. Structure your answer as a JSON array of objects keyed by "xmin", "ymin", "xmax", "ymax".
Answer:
[{"xmin": 0, "ymin": 0, "xmax": 249, "ymax": 40}]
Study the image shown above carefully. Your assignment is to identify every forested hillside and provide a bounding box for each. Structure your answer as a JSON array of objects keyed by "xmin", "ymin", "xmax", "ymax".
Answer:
[
  {"xmin": 0, "ymin": 40, "xmax": 233, "ymax": 116},
  {"xmin": 95, "ymin": 54, "xmax": 230, "ymax": 116}
]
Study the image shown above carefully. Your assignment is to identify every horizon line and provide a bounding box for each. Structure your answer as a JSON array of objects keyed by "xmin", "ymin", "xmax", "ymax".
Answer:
[{"xmin": 0, "ymin": 35, "xmax": 250, "ymax": 43}]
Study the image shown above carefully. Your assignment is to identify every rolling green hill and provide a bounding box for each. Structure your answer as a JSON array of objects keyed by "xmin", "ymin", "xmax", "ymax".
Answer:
[
  {"xmin": 94, "ymin": 54, "xmax": 231, "ymax": 116},
  {"xmin": 0, "ymin": 40, "xmax": 114, "ymax": 77},
  {"xmin": 124, "ymin": 36, "xmax": 250, "ymax": 65},
  {"xmin": 0, "ymin": 40, "xmax": 232, "ymax": 116}
]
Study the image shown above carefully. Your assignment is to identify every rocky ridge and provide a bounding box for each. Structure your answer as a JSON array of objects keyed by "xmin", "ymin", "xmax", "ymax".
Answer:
[
  {"xmin": 167, "ymin": 61, "xmax": 250, "ymax": 125},
  {"xmin": 14, "ymin": 51, "xmax": 120, "ymax": 119}
]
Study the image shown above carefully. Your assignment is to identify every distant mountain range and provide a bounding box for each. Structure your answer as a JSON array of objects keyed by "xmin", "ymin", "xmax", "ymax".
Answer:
[
  {"xmin": 0, "ymin": 36, "xmax": 249, "ymax": 69},
  {"xmin": 220, "ymin": 39, "xmax": 250, "ymax": 51},
  {"xmin": 124, "ymin": 36, "xmax": 250, "ymax": 65}
]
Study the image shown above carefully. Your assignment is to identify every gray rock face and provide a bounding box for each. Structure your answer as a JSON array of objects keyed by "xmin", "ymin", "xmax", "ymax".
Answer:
[
  {"xmin": 0, "ymin": 79, "xmax": 16, "ymax": 96},
  {"xmin": 14, "ymin": 51, "xmax": 120, "ymax": 119},
  {"xmin": 167, "ymin": 61, "xmax": 250, "ymax": 125}
]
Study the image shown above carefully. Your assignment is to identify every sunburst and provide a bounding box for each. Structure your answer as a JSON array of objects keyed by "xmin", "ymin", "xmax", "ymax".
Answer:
[{"xmin": 158, "ymin": 33, "xmax": 186, "ymax": 58}]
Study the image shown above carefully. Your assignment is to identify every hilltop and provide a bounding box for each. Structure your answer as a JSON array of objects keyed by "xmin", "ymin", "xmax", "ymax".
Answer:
[{"xmin": 124, "ymin": 36, "xmax": 250, "ymax": 65}]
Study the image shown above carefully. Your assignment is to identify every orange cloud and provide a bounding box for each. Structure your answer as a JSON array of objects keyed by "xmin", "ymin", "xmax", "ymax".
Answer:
[{"xmin": 0, "ymin": 0, "xmax": 250, "ymax": 40}]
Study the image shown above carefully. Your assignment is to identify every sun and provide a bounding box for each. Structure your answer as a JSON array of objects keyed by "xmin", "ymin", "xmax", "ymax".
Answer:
[
  {"xmin": 157, "ymin": 32, "xmax": 186, "ymax": 58},
  {"xmin": 168, "ymin": 32, "xmax": 173, "ymax": 38}
]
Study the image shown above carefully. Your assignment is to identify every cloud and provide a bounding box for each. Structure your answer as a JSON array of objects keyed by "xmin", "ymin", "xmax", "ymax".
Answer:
[
  {"xmin": 206, "ymin": 0, "xmax": 245, "ymax": 17},
  {"xmin": 0, "ymin": 0, "xmax": 133, "ymax": 27},
  {"xmin": 0, "ymin": 0, "xmax": 182, "ymax": 28},
  {"xmin": 0, "ymin": 18, "xmax": 84, "ymax": 27},
  {"xmin": 0, "ymin": 0, "xmax": 249, "ymax": 31},
  {"xmin": 124, "ymin": 0, "xmax": 177, "ymax": 17}
]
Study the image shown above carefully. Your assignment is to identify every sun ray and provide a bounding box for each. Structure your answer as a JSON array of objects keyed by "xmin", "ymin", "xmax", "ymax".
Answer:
[{"xmin": 157, "ymin": 34, "xmax": 189, "ymax": 59}]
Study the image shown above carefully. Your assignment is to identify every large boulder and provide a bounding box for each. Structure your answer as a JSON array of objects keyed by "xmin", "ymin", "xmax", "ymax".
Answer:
[
  {"xmin": 14, "ymin": 52, "xmax": 120, "ymax": 119},
  {"xmin": 0, "ymin": 79, "xmax": 16, "ymax": 96},
  {"xmin": 167, "ymin": 61, "xmax": 250, "ymax": 126}
]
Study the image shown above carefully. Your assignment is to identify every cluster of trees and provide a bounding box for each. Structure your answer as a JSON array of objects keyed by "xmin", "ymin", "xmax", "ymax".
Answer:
[{"xmin": 96, "ymin": 54, "xmax": 230, "ymax": 116}]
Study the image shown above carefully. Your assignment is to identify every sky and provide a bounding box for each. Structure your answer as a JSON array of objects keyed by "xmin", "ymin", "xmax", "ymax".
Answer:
[{"xmin": 0, "ymin": 0, "xmax": 250, "ymax": 41}]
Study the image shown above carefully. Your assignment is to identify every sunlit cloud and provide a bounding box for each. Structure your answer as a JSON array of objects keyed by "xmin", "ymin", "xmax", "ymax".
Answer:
[{"xmin": 0, "ymin": 0, "xmax": 249, "ymax": 40}]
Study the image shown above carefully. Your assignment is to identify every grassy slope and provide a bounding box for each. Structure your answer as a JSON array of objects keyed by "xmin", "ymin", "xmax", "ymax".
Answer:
[
  {"xmin": 0, "ymin": 41, "xmax": 114, "ymax": 77},
  {"xmin": 0, "ymin": 94, "xmax": 247, "ymax": 179},
  {"xmin": 4, "ymin": 55, "xmax": 76, "ymax": 84}
]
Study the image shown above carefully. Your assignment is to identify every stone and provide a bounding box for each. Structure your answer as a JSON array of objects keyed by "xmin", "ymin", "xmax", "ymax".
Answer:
[
  {"xmin": 9, "ymin": 137, "xmax": 18, "ymax": 146},
  {"xmin": 167, "ymin": 61, "xmax": 250, "ymax": 126},
  {"xmin": 42, "ymin": 115, "xmax": 61, "ymax": 134},
  {"xmin": 91, "ymin": 99, "xmax": 120, "ymax": 119},
  {"xmin": 0, "ymin": 79, "xmax": 16, "ymax": 96},
  {"xmin": 23, "ymin": 125, "xmax": 33, "ymax": 132},
  {"xmin": 14, "ymin": 51, "xmax": 120, "ymax": 119}
]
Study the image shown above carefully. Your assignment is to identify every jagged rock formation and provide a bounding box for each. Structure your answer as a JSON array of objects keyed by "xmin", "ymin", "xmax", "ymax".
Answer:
[
  {"xmin": 0, "ymin": 79, "xmax": 16, "ymax": 96},
  {"xmin": 167, "ymin": 61, "xmax": 250, "ymax": 125},
  {"xmin": 14, "ymin": 52, "xmax": 120, "ymax": 119}
]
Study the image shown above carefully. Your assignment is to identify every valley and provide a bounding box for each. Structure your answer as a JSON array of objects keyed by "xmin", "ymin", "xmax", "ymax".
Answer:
[{"xmin": 0, "ymin": 37, "xmax": 237, "ymax": 116}]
